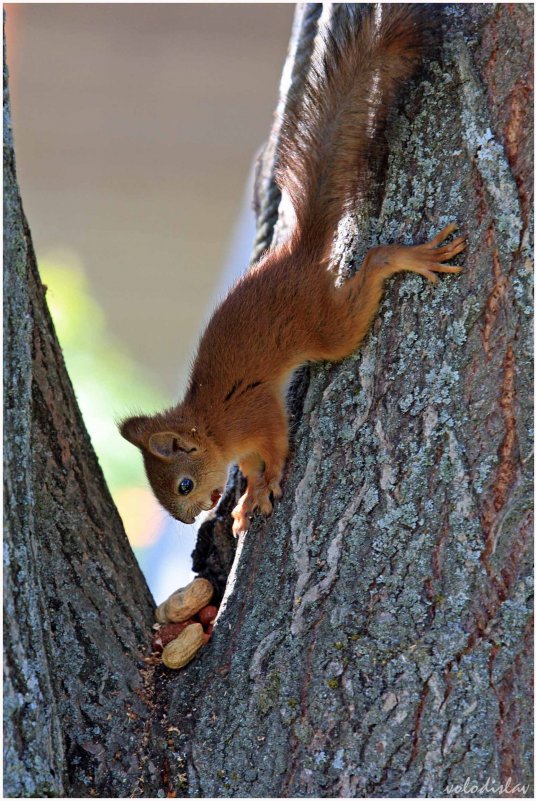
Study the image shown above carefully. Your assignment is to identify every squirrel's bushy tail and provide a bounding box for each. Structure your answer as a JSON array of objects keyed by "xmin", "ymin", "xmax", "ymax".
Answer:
[{"xmin": 276, "ymin": 3, "xmax": 439, "ymax": 247}]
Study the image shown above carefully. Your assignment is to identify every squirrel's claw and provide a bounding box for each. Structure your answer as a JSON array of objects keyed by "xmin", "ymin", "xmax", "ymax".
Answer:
[{"xmin": 232, "ymin": 479, "xmax": 281, "ymax": 535}]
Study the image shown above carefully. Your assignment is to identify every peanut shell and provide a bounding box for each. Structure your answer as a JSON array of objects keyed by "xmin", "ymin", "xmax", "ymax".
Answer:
[
  {"xmin": 161, "ymin": 623, "xmax": 205, "ymax": 669},
  {"xmin": 155, "ymin": 577, "xmax": 214, "ymax": 623}
]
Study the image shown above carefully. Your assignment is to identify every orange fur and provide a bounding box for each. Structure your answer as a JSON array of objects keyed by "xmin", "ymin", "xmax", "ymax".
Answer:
[{"xmin": 120, "ymin": 4, "xmax": 466, "ymax": 534}]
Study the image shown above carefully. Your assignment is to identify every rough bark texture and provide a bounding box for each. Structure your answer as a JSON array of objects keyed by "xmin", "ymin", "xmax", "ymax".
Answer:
[
  {"xmin": 3, "ymin": 37, "xmax": 169, "ymax": 799},
  {"xmin": 167, "ymin": 4, "xmax": 534, "ymax": 798},
  {"xmin": 3, "ymin": 4, "xmax": 533, "ymax": 799}
]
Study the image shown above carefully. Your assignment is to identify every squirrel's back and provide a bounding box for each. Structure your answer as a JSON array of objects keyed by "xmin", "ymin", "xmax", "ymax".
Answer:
[
  {"xmin": 276, "ymin": 3, "xmax": 439, "ymax": 248},
  {"xmin": 120, "ymin": 3, "xmax": 464, "ymax": 538}
]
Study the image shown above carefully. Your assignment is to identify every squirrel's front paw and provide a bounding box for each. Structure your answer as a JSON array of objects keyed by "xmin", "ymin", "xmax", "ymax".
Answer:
[
  {"xmin": 268, "ymin": 478, "xmax": 283, "ymax": 499},
  {"xmin": 232, "ymin": 493, "xmax": 255, "ymax": 535},
  {"xmin": 232, "ymin": 483, "xmax": 275, "ymax": 535},
  {"xmin": 255, "ymin": 485, "xmax": 274, "ymax": 516},
  {"xmin": 232, "ymin": 508, "xmax": 251, "ymax": 535},
  {"xmin": 232, "ymin": 475, "xmax": 284, "ymax": 534}
]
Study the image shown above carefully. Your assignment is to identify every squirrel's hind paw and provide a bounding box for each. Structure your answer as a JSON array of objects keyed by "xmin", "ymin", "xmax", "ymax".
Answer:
[{"xmin": 410, "ymin": 226, "xmax": 466, "ymax": 283}]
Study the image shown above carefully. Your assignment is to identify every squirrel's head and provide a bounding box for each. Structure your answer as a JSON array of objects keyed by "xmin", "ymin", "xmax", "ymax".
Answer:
[{"xmin": 119, "ymin": 413, "xmax": 228, "ymax": 524}]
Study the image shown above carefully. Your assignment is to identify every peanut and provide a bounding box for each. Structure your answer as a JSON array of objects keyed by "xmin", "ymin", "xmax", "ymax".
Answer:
[
  {"xmin": 155, "ymin": 577, "xmax": 214, "ymax": 623},
  {"xmin": 161, "ymin": 623, "xmax": 205, "ymax": 669},
  {"xmin": 151, "ymin": 621, "xmax": 197, "ymax": 653},
  {"xmin": 198, "ymin": 605, "xmax": 218, "ymax": 626}
]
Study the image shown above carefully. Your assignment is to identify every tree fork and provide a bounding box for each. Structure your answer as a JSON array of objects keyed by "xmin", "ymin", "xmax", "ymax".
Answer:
[{"xmin": 3, "ymin": 4, "xmax": 533, "ymax": 798}]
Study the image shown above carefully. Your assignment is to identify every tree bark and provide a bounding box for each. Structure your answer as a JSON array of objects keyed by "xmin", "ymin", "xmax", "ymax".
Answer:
[
  {"xmin": 169, "ymin": 5, "xmax": 534, "ymax": 797},
  {"xmin": 3, "ymin": 4, "xmax": 533, "ymax": 798},
  {"xmin": 3, "ymin": 30, "xmax": 169, "ymax": 798}
]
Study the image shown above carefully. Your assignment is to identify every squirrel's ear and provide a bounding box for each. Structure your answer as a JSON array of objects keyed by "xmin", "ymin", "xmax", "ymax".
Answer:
[
  {"xmin": 119, "ymin": 415, "xmax": 151, "ymax": 450},
  {"xmin": 147, "ymin": 431, "xmax": 199, "ymax": 461}
]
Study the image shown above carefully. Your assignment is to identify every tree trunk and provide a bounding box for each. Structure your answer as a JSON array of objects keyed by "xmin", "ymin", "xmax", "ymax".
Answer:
[
  {"xmin": 169, "ymin": 5, "xmax": 534, "ymax": 797},
  {"xmin": 3, "ymin": 4, "xmax": 533, "ymax": 798},
  {"xmin": 3, "ymin": 29, "xmax": 169, "ymax": 798}
]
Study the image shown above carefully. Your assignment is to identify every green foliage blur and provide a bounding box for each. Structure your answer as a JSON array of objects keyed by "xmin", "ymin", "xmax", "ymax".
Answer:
[{"xmin": 40, "ymin": 253, "xmax": 170, "ymax": 493}]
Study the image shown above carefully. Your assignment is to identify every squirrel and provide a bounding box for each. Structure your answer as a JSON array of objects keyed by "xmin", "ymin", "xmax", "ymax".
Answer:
[{"xmin": 120, "ymin": 4, "xmax": 466, "ymax": 536}]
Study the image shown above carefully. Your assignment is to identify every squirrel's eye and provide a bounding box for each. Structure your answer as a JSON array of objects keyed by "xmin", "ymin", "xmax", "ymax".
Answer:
[{"xmin": 178, "ymin": 477, "xmax": 194, "ymax": 496}]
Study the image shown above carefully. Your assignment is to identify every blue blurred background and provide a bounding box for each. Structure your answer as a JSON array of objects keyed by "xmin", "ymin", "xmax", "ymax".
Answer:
[{"xmin": 6, "ymin": 3, "xmax": 294, "ymax": 602}]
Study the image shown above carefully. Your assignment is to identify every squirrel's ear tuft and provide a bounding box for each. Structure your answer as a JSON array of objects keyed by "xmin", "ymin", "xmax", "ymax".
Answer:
[{"xmin": 119, "ymin": 415, "xmax": 151, "ymax": 450}]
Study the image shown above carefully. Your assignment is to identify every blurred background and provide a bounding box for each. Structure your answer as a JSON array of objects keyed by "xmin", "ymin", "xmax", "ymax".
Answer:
[{"xmin": 5, "ymin": 3, "xmax": 294, "ymax": 602}]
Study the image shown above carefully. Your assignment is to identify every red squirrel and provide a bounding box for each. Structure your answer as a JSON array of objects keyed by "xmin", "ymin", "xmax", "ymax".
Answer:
[{"xmin": 121, "ymin": 5, "xmax": 466, "ymax": 535}]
